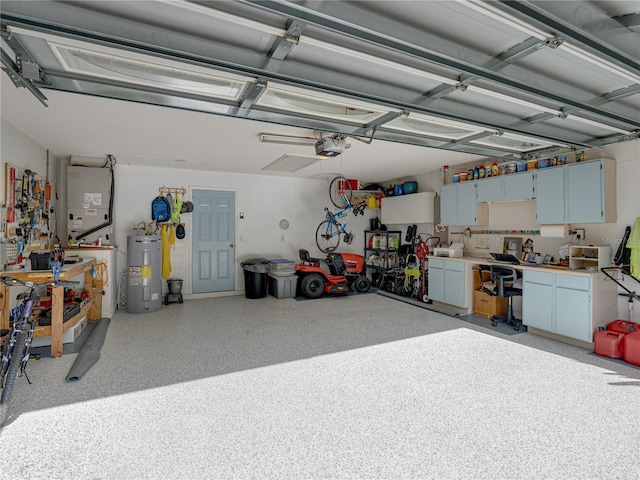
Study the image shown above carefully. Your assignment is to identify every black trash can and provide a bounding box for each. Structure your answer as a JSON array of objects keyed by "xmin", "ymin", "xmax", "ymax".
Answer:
[{"xmin": 240, "ymin": 258, "xmax": 270, "ymax": 299}]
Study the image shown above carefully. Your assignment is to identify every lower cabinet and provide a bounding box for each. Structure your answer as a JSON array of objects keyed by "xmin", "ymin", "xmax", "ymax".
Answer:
[
  {"xmin": 522, "ymin": 270, "xmax": 594, "ymax": 343},
  {"xmin": 428, "ymin": 258, "xmax": 466, "ymax": 308}
]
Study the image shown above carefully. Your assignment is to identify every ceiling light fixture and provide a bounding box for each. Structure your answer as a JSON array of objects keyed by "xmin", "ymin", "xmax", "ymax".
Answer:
[
  {"xmin": 261, "ymin": 154, "xmax": 325, "ymax": 172},
  {"xmin": 259, "ymin": 134, "xmax": 318, "ymax": 146}
]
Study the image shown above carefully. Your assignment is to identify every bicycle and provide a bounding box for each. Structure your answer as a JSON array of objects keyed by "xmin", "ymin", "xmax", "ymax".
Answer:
[
  {"xmin": 0, "ymin": 264, "xmax": 79, "ymax": 426},
  {"xmin": 315, "ymin": 176, "xmax": 367, "ymax": 253}
]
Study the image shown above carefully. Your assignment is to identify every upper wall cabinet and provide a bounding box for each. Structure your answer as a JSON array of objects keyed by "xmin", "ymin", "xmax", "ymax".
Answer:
[
  {"xmin": 536, "ymin": 158, "xmax": 616, "ymax": 224},
  {"xmin": 476, "ymin": 171, "xmax": 534, "ymax": 203},
  {"xmin": 381, "ymin": 192, "xmax": 436, "ymax": 224},
  {"xmin": 566, "ymin": 159, "xmax": 616, "ymax": 223},
  {"xmin": 535, "ymin": 166, "xmax": 567, "ymax": 224},
  {"xmin": 440, "ymin": 182, "xmax": 488, "ymax": 226}
]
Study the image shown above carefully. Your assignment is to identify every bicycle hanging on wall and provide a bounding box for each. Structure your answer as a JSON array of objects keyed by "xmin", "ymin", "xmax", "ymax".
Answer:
[{"xmin": 315, "ymin": 176, "xmax": 366, "ymax": 254}]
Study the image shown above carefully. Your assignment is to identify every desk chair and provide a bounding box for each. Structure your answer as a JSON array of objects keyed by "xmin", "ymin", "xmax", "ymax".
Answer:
[{"xmin": 489, "ymin": 265, "xmax": 523, "ymax": 331}]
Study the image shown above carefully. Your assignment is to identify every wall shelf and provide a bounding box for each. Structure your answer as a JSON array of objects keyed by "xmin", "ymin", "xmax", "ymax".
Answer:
[{"xmin": 569, "ymin": 245, "xmax": 611, "ymax": 271}]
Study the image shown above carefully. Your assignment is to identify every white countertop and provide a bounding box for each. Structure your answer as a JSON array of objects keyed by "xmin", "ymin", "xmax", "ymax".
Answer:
[{"xmin": 427, "ymin": 255, "xmax": 599, "ymax": 277}]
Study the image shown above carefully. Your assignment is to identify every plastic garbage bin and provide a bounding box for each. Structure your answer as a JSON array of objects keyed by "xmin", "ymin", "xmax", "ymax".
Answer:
[{"xmin": 241, "ymin": 258, "xmax": 270, "ymax": 299}]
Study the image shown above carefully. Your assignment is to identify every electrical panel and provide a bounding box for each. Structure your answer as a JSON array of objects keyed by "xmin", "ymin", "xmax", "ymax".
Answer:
[{"xmin": 67, "ymin": 166, "xmax": 114, "ymax": 245}]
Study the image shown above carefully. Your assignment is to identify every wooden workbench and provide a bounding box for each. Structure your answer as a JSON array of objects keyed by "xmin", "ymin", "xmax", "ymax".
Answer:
[{"xmin": 0, "ymin": 258, "xmax": 96, "ymax": 358}]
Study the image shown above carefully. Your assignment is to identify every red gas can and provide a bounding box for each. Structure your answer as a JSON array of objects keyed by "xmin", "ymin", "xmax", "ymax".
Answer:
[
  {"xmin": 607, "ymin": 319, "xmax": 640, "ymax": 335},
  {"xmin": 594, "ymin": 330, "xmax": 625, "ymax": 359},
  {"xmin": 623, "ymin": 331, "xmax": 640, "ymax": 367}
]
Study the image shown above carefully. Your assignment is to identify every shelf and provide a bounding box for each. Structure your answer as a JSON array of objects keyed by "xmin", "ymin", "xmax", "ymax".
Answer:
[
  {"xmin": 569, "ymin": 245, "xmax": 611, "ymax": 271},
  {"xmin": 33, "ymin": 301, "xmax": 92, "ymax": 337},
  {"xmin": 351, "ymin": 190, "xmax": 384, "ymax": 197}
]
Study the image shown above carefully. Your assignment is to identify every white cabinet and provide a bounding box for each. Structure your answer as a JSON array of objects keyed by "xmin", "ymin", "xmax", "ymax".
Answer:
[
  {"xmin": 428, "ymin": 258, "xmax": 466, "ymax": 308},
  {"xmin": 440, "ymin": 182, "xmax": 487, "ymax": 226},
  {"xmin": 381, "ymin": 192, "xmax": 435, "ymax": 224},
  {"xmin": 535, "ymin": 158, "xmax": 616, "ymax": 224},
  {"xmin": 522, "ymin": 269, "xmax": 615, "ymax": 343}
]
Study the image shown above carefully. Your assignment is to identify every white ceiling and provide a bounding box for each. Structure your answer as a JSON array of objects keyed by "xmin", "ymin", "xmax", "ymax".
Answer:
[
  {"xmin": 0, "ymin": 73, "xmax": 485, "ymax": 183},
  {"xmin": 1, "ymin": 0, "xmax": 638, "ymax": 183}
]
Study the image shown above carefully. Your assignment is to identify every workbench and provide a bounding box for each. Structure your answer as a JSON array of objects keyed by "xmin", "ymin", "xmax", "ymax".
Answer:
[{"xmin": 0, "ymin": 258, "xmax": 96, "ymax": 358}]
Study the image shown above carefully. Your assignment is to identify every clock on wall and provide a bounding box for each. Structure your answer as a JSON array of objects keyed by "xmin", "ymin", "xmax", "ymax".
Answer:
[{"xmin": 279, "ymin": 219, "xmax": 290, "ymax": 230}]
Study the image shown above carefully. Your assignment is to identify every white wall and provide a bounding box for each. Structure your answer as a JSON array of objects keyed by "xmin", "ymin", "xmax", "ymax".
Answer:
[{"xmin": 111, "ymin": 165, "xmax": 374, "ymax": 296}]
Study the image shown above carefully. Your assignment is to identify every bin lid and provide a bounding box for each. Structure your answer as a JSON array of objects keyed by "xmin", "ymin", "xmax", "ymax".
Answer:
[{"xmin": 241, "ymin": 257, "xmax": 270, "ymax": 272}]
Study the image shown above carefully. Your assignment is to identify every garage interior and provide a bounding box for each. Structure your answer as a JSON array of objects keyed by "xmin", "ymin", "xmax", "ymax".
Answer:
[{"xmin": 1, "ymin": 1, "xmax": 639, "ymax": 478}]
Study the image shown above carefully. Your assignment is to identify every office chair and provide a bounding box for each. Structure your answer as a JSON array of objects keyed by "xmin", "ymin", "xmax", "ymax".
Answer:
[{"xmin": 489, "ymin": 265, "xmax": 523, "ymax": 331}]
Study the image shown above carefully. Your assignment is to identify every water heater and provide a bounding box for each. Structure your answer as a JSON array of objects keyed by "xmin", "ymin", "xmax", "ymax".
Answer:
[{"xmin": 127, "ymin": 235, "xmax": 161, "ymax": 313}]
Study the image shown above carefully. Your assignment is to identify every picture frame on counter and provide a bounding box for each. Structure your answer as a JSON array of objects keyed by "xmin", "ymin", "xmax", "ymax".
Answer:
[{"xmin": 503, "ymin": 236, "xmax": 523, "ymax": 260}]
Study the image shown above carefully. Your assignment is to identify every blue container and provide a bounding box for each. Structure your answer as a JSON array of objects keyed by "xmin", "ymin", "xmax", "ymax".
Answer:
[
  {"xmin": 403, "ymin": 181, "xmax": 418, "ymax": 194},
  {"xmin": 393, "ymin": 184, "xmax": 404, "ymax": 196}
]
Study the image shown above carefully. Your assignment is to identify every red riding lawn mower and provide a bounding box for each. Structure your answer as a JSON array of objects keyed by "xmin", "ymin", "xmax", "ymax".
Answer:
[{"xmin": 295, "ymin": 249, "xmax": 371, "ymax": 299}]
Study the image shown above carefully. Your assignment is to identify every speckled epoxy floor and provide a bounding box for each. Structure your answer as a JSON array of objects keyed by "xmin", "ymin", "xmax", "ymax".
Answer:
[{"xmin": 1, "ymin": 293, "xmax": 639, "ymax": 479}]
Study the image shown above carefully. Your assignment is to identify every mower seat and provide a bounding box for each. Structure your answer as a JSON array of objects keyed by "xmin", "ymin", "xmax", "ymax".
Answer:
[
  {"xmin": 326, "ymin": 253, "xmax": 346, "ymax": 276},
  {"xmin": 299, "ymin": 249, "xmax": 320, "ymax": 266}
]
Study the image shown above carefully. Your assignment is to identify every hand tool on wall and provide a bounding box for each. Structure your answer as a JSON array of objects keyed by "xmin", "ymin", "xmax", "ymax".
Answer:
[{"xmin": 7, "ymin": 167, "xmax": 16, "ymax": 223}]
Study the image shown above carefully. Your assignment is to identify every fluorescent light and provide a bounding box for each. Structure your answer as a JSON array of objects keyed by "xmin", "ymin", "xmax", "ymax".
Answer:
[
  {"xmin": 261, "ymin": 154, "xmax": 323, "ymax": 172},
  {"xmin": 259, "ymin": 134, "xmax": 318, "ymax": 146}
]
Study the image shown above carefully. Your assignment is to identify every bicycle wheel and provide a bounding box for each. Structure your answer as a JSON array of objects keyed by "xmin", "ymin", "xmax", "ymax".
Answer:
[
  {"xmin": 0, "ymin": 332, "xmax": 25, "ymax": 426},
  {"xmin": 316, "ymin": 220, "xmax": 340, "ymax": 253},
  {"xmin": 329, "ymin": 176, "xmax": 352, "ymax": 209}
]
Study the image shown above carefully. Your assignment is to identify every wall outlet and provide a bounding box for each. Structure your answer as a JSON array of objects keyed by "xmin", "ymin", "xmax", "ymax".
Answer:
[{"xmin": 572, "ymin": 228, "xmax": 585, "ymax": 239}]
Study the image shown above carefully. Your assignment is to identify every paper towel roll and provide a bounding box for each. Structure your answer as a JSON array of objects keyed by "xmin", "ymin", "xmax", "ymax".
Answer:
[{"xmin": 540, "ymin": 224, "xmax": 568, "ymax": 238}]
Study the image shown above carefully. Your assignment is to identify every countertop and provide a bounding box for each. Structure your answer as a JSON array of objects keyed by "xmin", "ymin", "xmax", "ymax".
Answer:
[{"xmin": 427, "ymin": 255, "xmax": 599, "ymax": 277}]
